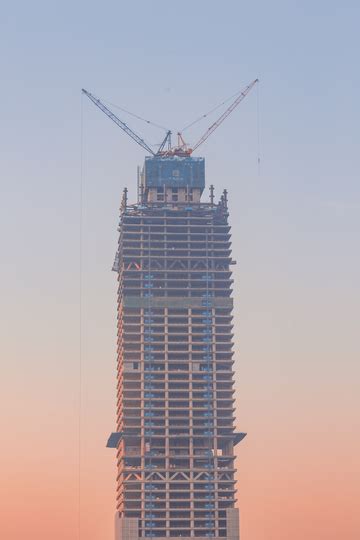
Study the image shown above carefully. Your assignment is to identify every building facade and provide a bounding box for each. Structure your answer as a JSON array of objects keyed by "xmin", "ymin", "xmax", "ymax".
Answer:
[{"xmin": 108, "ymin": 155, "xmax": 245, "ymax": 540}]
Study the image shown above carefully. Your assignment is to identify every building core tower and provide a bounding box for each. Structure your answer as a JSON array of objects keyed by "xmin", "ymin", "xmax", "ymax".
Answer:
[{"xmin": 108, "ymin": 154, "xmax": 245, "ymax": 540}]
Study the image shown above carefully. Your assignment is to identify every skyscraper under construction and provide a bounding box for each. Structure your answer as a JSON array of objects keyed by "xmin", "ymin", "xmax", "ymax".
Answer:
[
  {"xmin": 82, "ymin": 79, "xmax": 257, "ymax": 540},
  {"xmin": 108, "ymin": 155, "xmax": 245, "ymax": 540}
]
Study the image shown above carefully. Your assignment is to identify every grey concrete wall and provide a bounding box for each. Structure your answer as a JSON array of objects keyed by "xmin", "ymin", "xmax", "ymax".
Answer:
[
  {"xmin": 226, "ymin": 507, "xmax": 240, "ymax": 540},
  {"xmin": 115, "ymin": 514, "xmax": 139, "ymax": 540},
  {"xmin": 114, "ymin": 511, "xmax": 240, "ymax": 540}
]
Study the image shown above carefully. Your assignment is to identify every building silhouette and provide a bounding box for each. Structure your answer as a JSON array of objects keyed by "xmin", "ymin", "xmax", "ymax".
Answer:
[{"xmin": 108, "ymin": 154, "xmax": 245, "ymax": 540}]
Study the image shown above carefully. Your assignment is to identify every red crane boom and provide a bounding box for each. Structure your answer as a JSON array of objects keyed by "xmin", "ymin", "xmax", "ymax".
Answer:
[{"xmin": 190, "ymin": 78, "xmax": 258, "ymax": 153}]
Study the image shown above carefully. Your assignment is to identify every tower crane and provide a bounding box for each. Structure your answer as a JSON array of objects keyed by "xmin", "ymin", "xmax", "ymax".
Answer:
[{"xmin": 82, "ymin": 79, "xmax": 258, "ymax": 157}]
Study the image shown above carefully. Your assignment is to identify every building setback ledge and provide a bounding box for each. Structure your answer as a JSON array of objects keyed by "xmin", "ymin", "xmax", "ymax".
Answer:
[
  {"xmin": 107, "ymin": 432, "xmax": 123, "ymax": 448},
  {"xmin": 234, "ymin": 432, "xmax": 247, "ymax": 446}
]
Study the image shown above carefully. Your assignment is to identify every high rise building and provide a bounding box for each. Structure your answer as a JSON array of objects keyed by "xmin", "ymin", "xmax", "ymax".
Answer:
[{"xmin": 107, "ymin": 154, "xmax": 246, "ymax": 540}]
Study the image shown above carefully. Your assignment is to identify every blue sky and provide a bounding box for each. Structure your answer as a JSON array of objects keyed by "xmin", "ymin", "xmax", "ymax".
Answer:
[{"xmin": 1, "ymin": 2, "xmax": 359, "ymax": 539}]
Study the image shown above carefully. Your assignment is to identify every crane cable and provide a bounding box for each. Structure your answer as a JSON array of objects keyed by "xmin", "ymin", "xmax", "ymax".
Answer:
[
  {"xmin": 180, "ymin": 87, "xmax": 248, "ymax": 134},
  {"xmin": 103, "ymin": 98, "xmax": 170, "ymax": 132},
  {"xmin": 79, "ymin": 92, "xmax": 84, "ymax": 540},
  {"xmin": 256, "ymin": 80, "xmax": 261, "ymax": 174}
]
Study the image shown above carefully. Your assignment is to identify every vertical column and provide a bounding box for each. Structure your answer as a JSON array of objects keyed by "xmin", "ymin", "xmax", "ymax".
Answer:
[
  {"xmin": 140, "ymin": 306, "xmax": 145, "ymax": 530},
  {"xmin": 189, "ymin": 306, "xmax": 194, "ymax": 536},
  {"xmin": 164, "ymin": 306, "xmax": 170, "ymax": 537}
]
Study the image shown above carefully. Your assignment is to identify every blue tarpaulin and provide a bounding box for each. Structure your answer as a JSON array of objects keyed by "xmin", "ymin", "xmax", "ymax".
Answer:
[{"xmin": 144, "ymin": 156, "xmax": 205, "ymax": 191}]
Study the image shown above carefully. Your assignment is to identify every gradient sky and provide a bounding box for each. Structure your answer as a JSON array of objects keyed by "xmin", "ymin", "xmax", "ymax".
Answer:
[{"xmin": 1, "ymin": 1, "xmax": 360, "ymax": 539}]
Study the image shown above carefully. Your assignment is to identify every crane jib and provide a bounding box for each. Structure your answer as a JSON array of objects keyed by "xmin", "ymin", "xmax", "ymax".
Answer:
[
  {"xmin": 82, "ymin": 88, "xmax": 155, "ymax": 156},
  {"xmin": 82, "ymin": 79, "xmax": 258, "ymax": 156}
]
